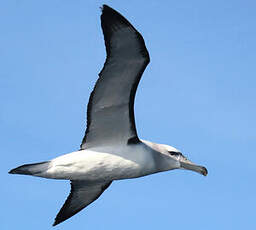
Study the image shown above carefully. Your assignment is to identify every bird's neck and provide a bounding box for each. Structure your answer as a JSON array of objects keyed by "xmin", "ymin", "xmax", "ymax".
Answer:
[{"xmin": 140, "ymin": 139, "xmax": 180, "ymax": 173}]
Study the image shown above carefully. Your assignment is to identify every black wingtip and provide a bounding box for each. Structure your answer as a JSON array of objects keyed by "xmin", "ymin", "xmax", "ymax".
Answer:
[
  {"xmin": 52, "ymin": 214, "xmax": 66, "ymax": 226},
  {"xmin": 100, "ymin": 4, "xmax": 137, "ymax": 38},
  {"xmin": 53, "ymin": 215, "xmax": 65, "ymax": 226},
  {"xmin": 101, "ymin": 5, "xmax": 124, "ymax": 19},
  {"xmin": 8, "ymin": 169, "xmax": 15, "ymax": 174},
  {"xmin": 101, "ymin": 4, "xmax": 111, "ymax": 12},
  {"xmin": 52, "ymin": 220, "xmax": 59, "ymax": 227}
]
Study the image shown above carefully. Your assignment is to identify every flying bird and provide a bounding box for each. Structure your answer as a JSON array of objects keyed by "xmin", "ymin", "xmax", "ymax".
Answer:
[{"xmin": 9, "ymin": 5, "xmax": 207, "ymax": 226}]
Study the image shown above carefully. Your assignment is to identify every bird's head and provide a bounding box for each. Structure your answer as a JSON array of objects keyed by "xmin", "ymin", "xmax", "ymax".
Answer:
[
  {"xmin": 164, "ymin": 145, "xmax": 207, "ymax": 176},
  {"xmin": 142, "ymin": 140, "xmax": 207, "ymax": 176}
]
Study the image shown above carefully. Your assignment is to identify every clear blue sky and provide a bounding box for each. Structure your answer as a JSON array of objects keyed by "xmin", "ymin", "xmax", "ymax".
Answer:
[{"xmin": 1, "ymin": 0, "xmax": 256, "ymax": 229}]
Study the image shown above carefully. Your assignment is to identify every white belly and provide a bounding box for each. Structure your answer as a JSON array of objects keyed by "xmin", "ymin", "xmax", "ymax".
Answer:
[{"xmin": 44, "ymin": 146, "xmax": 155, "ymax": 181}]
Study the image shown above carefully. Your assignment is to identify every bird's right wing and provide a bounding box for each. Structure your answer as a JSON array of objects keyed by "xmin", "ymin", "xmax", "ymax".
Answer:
[
  {"xmin": 80, "ymin": 5, "xmax": 149, "ymax": 149},
  {"xmin": 53, "ymin": 180, "xmax": 112, "ymax": 226}
]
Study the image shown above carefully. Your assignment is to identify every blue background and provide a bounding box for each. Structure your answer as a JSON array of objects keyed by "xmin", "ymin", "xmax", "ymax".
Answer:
[{"xmin": 1, "ymin": 0, "xmax": 255, "ymax": 229}]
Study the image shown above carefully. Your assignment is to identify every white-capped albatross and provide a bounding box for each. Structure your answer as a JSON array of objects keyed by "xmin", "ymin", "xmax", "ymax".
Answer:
[{"xmin": 9, "ymin": 5, "xmax": 208, "ymax": 226}]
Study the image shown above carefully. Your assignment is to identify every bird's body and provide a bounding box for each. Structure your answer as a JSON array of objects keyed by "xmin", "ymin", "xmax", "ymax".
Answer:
[
  {"xmin": 32, "ymin": 141, "xmax": 178, "ymax": 181},
  {"xmin": 9, "ymin": 4, "xmax": 207, "ymax": 226}
]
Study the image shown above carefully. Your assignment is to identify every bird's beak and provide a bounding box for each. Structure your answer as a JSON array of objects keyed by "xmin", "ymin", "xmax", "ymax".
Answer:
[{"xmin": 180, "ymin": 161, "xmax": 208, "ymax": 176}]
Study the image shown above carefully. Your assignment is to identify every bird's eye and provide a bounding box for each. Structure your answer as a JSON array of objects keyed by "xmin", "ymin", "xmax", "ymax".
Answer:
[{"xmin": 168, "ymin": 151, "xmax": 181, "ymax": 156}]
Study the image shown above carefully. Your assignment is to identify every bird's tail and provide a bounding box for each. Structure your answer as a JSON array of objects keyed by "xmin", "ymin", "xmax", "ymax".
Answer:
[{"xmin": 9, "ymin": 161, "xmax": 50, "ymax": 176}]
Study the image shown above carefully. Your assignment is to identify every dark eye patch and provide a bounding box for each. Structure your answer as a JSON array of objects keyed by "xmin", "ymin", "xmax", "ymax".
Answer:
[{"xmin": 168, "ymin": 151, "xmax": 181, "ymax": 156}]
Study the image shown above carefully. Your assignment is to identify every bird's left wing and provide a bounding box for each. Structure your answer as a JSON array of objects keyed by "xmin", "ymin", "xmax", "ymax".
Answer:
[{"xmin": 53, "ymin": 180, "xmax": 112, "ymax": 226}]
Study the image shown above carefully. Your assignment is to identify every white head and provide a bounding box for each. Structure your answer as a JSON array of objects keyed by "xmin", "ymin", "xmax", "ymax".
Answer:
[{"xmin": 141, "ymin": 140, "xmax": 207, "ymax": 176}]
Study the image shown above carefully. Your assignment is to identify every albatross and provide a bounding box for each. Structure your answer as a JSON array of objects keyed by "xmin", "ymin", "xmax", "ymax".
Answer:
[{"xmin": 9, "ymin": 5, "xmax": 207, "ymax": 226}]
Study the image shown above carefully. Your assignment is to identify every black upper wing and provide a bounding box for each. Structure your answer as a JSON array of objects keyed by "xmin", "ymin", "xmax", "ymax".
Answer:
[{"xmin": 80, "ymin": 5, "xmax": 150, "ymax": 149}]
